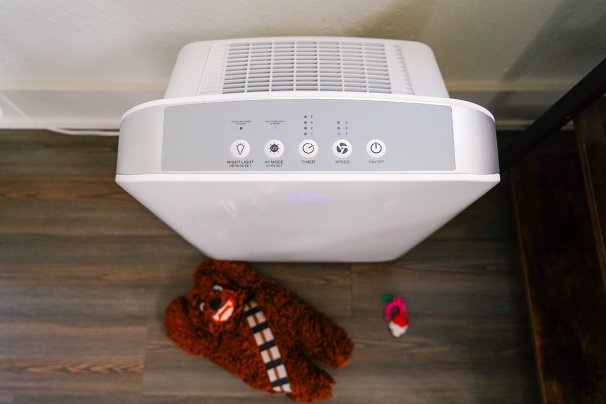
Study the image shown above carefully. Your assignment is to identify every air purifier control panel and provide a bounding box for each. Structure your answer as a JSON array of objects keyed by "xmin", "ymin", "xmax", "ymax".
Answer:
[{"xmin": 161, "ymin": 99, "xmax": 455, "ymax": 172}]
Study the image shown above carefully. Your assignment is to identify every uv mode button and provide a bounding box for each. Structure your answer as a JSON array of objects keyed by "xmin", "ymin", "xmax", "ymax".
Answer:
[{"xmin": 265, "ymin": 139, "xmax": 284, "ymax": 158}]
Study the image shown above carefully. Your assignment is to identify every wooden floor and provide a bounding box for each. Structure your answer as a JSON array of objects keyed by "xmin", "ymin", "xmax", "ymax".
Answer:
[{"xmin": 0, "ymin": 131, "xmax": 539, "ymax": 403}]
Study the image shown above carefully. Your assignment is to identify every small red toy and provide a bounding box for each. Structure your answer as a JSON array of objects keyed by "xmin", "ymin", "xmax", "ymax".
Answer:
[{"xmin": 381, "ymin": 294, "xmax": 409, "ymax": 337}]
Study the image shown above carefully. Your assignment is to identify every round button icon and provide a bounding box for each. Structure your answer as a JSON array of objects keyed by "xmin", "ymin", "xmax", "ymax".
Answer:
[
  {"xmin": 332, "ymin": 139, "xmax": 352, "ymax": 158},
  {"xmin": 299, "ymin": 140, "xmax": 318, "ymax": 158},
  {"xmin": 367, "ymin": 139, "xmax": 386, "ymax": 158},
  {"xmin": 230, "ymin": 139, "xmax": 250, "ymax": 158},
  {"xmin": 265, "ymin": 139, "xmax": 284, "ymax": 158}
]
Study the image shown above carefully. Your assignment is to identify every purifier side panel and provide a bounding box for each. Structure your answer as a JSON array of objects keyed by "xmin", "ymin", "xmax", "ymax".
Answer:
[{"xmin": 116, "ymin": 176, "xmax": 499, "ymax": 262}]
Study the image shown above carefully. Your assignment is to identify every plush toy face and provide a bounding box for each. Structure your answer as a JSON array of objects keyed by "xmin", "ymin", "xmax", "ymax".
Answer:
[{"xmin": 186, "ymin": 269, "xmax": 253, "ymax": 335}]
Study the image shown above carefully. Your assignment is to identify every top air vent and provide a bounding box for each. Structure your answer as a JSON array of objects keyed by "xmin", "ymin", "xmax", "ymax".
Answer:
[
  {"xmin": 197, "ymin": 39, "xmax": 414, "ymax": 95},
  {"xmin": 163, "ymin": 37, "xmax": 450, "ymax": 99}
]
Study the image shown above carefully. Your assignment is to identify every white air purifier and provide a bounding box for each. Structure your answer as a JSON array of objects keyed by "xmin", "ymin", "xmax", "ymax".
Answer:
[{"xmin": 116, "ymin": 37, "xmax": 499, "ymax": 262}]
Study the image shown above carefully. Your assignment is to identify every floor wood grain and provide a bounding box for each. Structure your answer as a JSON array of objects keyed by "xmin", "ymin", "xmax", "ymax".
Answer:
[{"xmin": 0, "ymin": 131, "xmax": 539, "ymax": 403}]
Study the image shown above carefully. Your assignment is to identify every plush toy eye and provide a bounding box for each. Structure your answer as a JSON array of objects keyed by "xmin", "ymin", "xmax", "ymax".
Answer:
[
  {"xmin": 199, "ymin": 302, "xmax": 205, "ymax": 311},
  {"xmin": 212, "ymin": 285, "xmax": 223, "ymax": 292}
]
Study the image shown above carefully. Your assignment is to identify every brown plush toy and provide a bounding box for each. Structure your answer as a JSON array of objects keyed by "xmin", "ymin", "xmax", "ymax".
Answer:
[{"xmin": 164, "ymin": 260, "xmax": 354, "ymax": 402}]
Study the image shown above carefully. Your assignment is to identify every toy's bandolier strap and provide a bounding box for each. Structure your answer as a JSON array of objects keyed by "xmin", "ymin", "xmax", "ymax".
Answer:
[{"xmin": 244, "ymin": 300, "xmax": 292, "ymax": 393}]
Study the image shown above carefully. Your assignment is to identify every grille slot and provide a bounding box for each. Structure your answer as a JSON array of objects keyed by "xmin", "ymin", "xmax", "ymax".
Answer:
[{"xmin": 198, "ymin": 39, "xmax": 413, "ymax": 95}]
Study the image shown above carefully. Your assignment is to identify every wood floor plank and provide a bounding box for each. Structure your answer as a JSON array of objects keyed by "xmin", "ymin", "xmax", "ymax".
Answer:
[
  {"xmin": 0, "ymin": 235, "xmax": 202, "ymax": 291},
  {"xmin": 383, "ymin": 237, "xmax": 520, "ymax": 273},
  {"xmin": 351, "ymin": 255, "xmax": 526, "ymax": 317},
  {"xmin": 0, "ymin": 131, "xmax": 118, "ymax": 177},
  {"xmin": 0, "ymin": 176, "xmax": 173, "ymax": 236},
  {"xmin": 12, "ymin": 395, "xmax": 139, "ymax": 404},
  {"xmin": 336, "ymin": 313, "xmax": 537, "ymax": 403},
  {"xmin": 142, "ymin": 395, "xmax": 285, "ymax": 403},
  {"xmin": 0, "ymin": 319, "xmax": 146, "ymax": 395}
]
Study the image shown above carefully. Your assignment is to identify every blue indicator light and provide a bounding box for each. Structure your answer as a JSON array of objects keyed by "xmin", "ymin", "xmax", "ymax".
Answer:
[{"xmin": 288, "ymin": 192, "xmax": 328, "ymax": 205}]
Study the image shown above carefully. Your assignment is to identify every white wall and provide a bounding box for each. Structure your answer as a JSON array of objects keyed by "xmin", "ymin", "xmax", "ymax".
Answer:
[{"xmin": 0, "ymin": 0, "xmax": 604, "ymax": 129}]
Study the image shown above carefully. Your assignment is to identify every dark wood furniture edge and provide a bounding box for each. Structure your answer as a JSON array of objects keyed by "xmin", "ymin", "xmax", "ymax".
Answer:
[
  {"xmin": 574, "ymin": 97, "xmax": 606, "ymax": 292},
  {"xmin": 510, "ymin": 93, "xmax": 606, "ymax": 403},
  {"xmin": 511, "ymin": 186, "xmax": 548, "ymax": 402},
  {"xmin": 510, "ymin": 146, "xmax": 606, "ymax": 403}
]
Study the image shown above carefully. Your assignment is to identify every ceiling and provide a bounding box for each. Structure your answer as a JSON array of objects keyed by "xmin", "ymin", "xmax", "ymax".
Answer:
[{"xmin": 0, "ymin": 0, "xmax": 604, "ymax": 129}]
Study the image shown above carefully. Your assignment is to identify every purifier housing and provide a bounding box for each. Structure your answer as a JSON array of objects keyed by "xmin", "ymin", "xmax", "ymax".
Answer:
[{"xmin": 116, "ymin": 37, "xmax": 499, "ymax": 262}]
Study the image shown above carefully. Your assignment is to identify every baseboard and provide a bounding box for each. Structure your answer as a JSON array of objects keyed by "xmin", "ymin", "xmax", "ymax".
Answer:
[
  {"xmin": 0, "ymin": 82, "xmax": 164, "ymax": 130},
  {"xmin": 0, "ymin": 80, "xmax": 575, "ymax": 131}
]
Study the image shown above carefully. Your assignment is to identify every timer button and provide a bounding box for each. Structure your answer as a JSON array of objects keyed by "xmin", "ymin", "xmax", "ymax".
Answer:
[
  {"xmin": 367, "ymin": 139, "xmax": 386, "ymax": 158},
  {"xmin": 299, "ymin": 140, "xmax": 318, "ymax": 158}
]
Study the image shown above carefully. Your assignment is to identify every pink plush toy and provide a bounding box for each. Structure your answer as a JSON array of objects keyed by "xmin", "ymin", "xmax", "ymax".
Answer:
[{"xmin": 381, "ymin": 294, "xmax": 409, "ymax": 337}]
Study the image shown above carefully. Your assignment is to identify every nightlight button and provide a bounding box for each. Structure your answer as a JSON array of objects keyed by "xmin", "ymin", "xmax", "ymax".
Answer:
[{"xmin": 230, "ymin": 140, "xmax": 250, "ymax": 158}]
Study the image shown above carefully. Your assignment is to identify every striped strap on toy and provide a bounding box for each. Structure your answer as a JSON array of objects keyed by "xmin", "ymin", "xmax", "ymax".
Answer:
[{"xmin": 244, "ymin": 300, "xmax": 292, "ymax": 393}]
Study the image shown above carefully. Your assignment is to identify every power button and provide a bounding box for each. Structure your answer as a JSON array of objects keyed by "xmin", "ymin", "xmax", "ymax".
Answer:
[{"xmin": 366, "ymin": 139, "xmax": 386, "ymax": 158}]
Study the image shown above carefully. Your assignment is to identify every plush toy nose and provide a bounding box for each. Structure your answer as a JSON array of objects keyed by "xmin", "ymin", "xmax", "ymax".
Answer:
[{"xmin": 209, "ymin": 298, "xmax": 222, "ymax": 311}]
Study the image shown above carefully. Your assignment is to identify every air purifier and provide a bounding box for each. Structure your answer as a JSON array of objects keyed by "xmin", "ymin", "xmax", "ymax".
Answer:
[{"xmin": 116, "ymin": 37, "xmax": 499, "ymax": 262}]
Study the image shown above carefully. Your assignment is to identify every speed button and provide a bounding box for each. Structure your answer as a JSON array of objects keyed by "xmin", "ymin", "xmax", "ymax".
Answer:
[{"xmin": 333, "ymin": 139, "xmax": 352, "ymax": 158}]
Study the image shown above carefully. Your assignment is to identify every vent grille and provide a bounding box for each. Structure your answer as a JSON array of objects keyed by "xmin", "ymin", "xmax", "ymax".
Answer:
[{"xmin": 198, "ymin": 40, "xmax": 413, "ymax": 95}]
